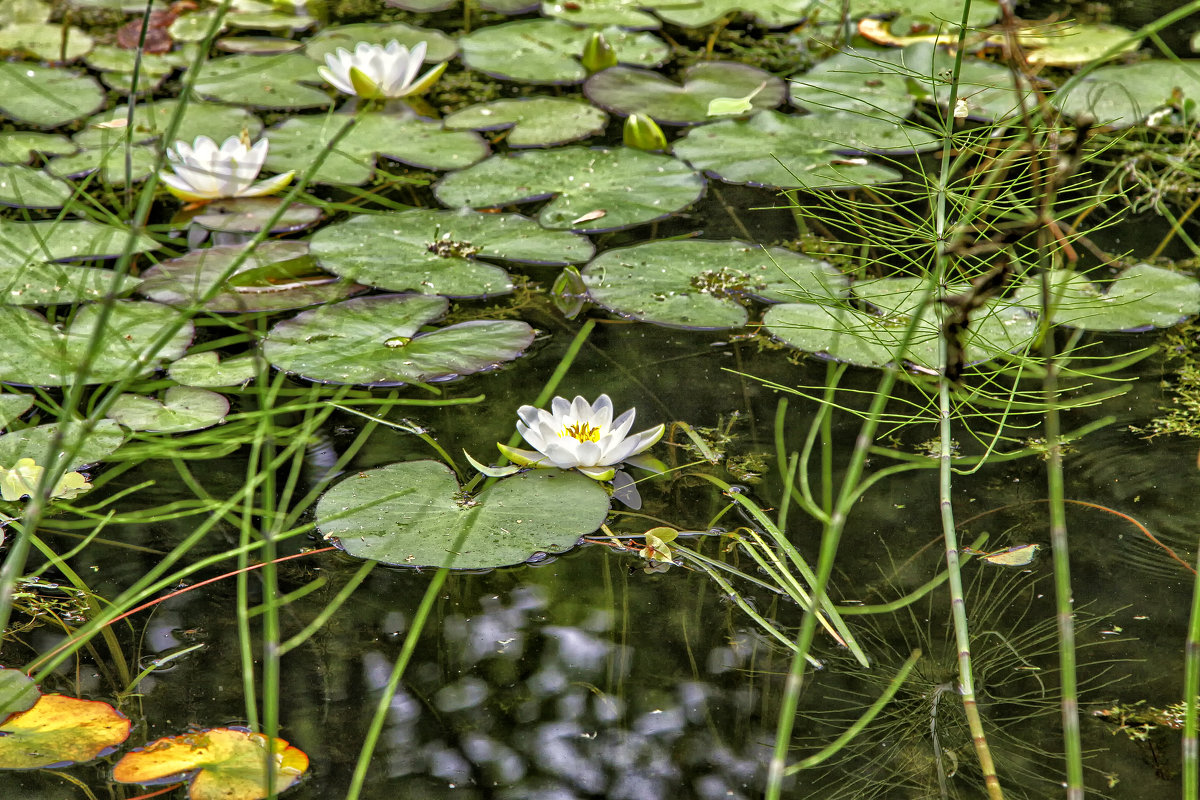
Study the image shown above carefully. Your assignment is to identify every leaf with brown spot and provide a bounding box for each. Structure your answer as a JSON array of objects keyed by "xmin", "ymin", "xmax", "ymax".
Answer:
[{"xmin": 0, "ymin": 694, "xmax": 130, "ymax": 769}]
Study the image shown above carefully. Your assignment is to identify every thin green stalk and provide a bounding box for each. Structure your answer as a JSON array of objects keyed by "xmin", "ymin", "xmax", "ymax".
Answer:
[{"xmin": 1184, "ymin": 539, "xmax": 1200, "ymax": 799}]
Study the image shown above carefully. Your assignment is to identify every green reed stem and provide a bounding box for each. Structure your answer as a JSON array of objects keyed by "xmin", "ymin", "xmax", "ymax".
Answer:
[{"xmin": 1185, "ymin": 539, "xmax": 1200, "ymax": 799}]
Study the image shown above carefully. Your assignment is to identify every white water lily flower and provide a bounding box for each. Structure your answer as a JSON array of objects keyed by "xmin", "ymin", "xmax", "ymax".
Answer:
[
  {"xmin": 318, "ymin": 40, "xmax": 446, "ymax": 100},
  {"xmin": 498, "ymin": 394, "xmax": 665, "ymax": 481},
  {"xmin": 159, "ymin": 135, "xmax": 294, "ymax": 202}
]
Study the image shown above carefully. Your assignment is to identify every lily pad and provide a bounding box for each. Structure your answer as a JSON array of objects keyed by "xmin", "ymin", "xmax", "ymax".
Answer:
[
  {"xmin": 434, "ymin": 146, "xmax": 706, "ymax": 232},
  {"xmin": 1014, "ymin": 265, "xmax": 1200, "ymax": 332},
  {"xmin": 585, "ymin": 62, "xmax": 785, "ymax": 125},
  {"xmin": 789, "ymin": 47, "xmax": 916, "ymax": 119},
  {"xmin": 194, "ymin": 53, "xmax": 332, "ymax": 110},
  {"xmin": 541, "ymin": 0, "xmax": 661, "ymax": 29},
  {"xmin": 1, "ymin": 260, "xmax": 142, "ymax": 306},
  {"xmin": 389, "ymin": 0, "xmax": 538, "ymax": 12},
  {"xmin": 0, "ymin": 62, "xmax": 105, "ymax": 127},
  {"xmin": 0, "ymin": 302, "xmax": 193, "ymax": 387},
  {"xmin": 673, "ymin": 111, "xmax": 902, "ymax": 189},
  {"xmin": 316, "ymin": 460, "xmax": 610, "ymax": 569},
  {"xmin": 923, "ymin": 54, "xmax": 1039, "ymax": 122},
  {"xmin": 137, "ymin": 240, "xmax": 366, "ymax": 314},
  {"xmin": 0, "ymin": 132, "xmax": 76, "ymax": 165},
  {"xmin": 107, "ymin": 387, "xmax": 230, "ymax": 433},
  {"xmin": 0, "ymin": 669, "xmax": 38, "ymax": 717},
  {"xmin": 459, "ymin": 20, "xmax": 669, "ymax": 85},
  {"xmin": 311, "ymin": 209, "xmax": 593, "ymax": 296},
  {"xmin": 582, "ymin": 239, "xmax": 846, "ymax": 329},
  {"xmin": 0, "ymin": 694, "xmax": 129, "ymax": 769},
  {"xmin": 807, "ymin": 0, "xmax": 999, "ymax": 29},
  {"xmin": 1013, "ymin": 22, "xmax": 1141, "ymax": 67},
  {"xmin": 0, "ymin": 394, "xmax": 34, "ymax": 429},
  {"xmin": 0, "ymin": 165, "xmax": 73, "ymax": 209},
  {"xmin": 1055, "ymin": 61, "xmax": 1200, "ymax": 128},
  {"xmin": 764, "ymin": 278, "xmax": 1037, "ymax": 370},
  {"xmin": 72, "ymin": 100, "xmax": 264, "ymax": 149},
  {"xmin": 444, "ymin": 98, "xmax": 608, "ymax": 147},
  {"xmin": 0, "ymin": 22, "xmax": 93, "ymax": 61},
  {"xmin": 168, "ymin": 352, "xmax": 258, "ymax": 387},
  {"xmin": 0, "ymin": 219, "xmax": 157, "ymax": 265},
  {"xmin": 264, "ymin": 113, "xmax": 488, "ymax": 186},
  {"xmin": 113, "ymin": 728, "xmax": 308, "ymax": 800},
  {"xmin": 178, "ymin": 197, "xmax": 324, "ymax": 236},
  {"xmin": 47, "ymin": 145, "xmax": 160, "ymax": 187},
  {"xmin": 0, "ymin": 419, "xmax": 126, "ymax": 470},
  {"xmin": 303, "ymin": 22, "xmax": 457, "ymax": 64},
  {"xmin": 263, "ymin": 294, "xmax": 536, "ymax": 387}
]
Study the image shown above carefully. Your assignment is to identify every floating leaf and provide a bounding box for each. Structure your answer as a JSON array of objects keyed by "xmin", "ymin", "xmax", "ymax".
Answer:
[
  {"xmin": 264, "ymin": 113, "xmax": 488, "ymax": 185},
  {"xmin": 460, "ymin": 20, "xmax": 669, "ymax": 85},
  {"xmin": 0, "ymin": 22, "xmax": 94, "ymax": 61},
  {"xmin": 0, "ymin": 669, "xmax": 38, "ymax": 717},
  {"xmin": 789, "ymin": 47, "xmax": 917, "ymax": 119},
  {"xmin": 0, "ymin": 63, "xmax": 105, "ymax": 127},
  {"xmin": 311, "ymin": 209, "xmax": 592, "ymax": 297},
  {"xmin": 0, "ymin": 302, "xmax": 193, "ymax": 387},
  {"xmin": 673, "ymin": 111, "xmax": 903, "ymax": 189},
  {"xmin": 106, "ymin": 387, "xmax": 230, "ymax": 433},
  {"xmin": 0, "ymin": 394, "xmax": 34, "ymax": 429},
  {"xmin": 263, "ymin": 294, "xmax": 535, "ymax": 387},
  {"xmin": 582, "ymin": 239, "xmax": 846, "ymax": 329},
  {"xmin": 1014, "ymin": 265, "xmax": 1200, "ymax": 332},
  {"xmin": 806, "ymin": 0, "xmax": 999, "ymax": 30},
  {"xmin": 113, "ymin": 727, "xmax": 308, "ymax": 800},
  {"xmin": 169, "ymin": 352, "xmax": 258, "ymax": 388},
  {"xmin": 444, "ymin": 98, "xmax": 608, "ymax": 147},
  {"xmin": 0, "ymin": 164, "xmax": 73, "ymax": 209},
  {"xmin": 1055, "ymin": 61, "xmax": 1200, "ymax": 128},
  {"xmin": 304, "ymin": 22, "xmax": 456, "ymax": 64},
  {"xmin": 0, "ymin": 260, "xmax": 141, "ymax": 306},
  {"xmin": 0, "ymin": 419, "xmax": 125, "ymax": 471},
  {"xmin": 541, "ymin": 0, "xmax": 660, "ymax": 29},
  {"xmin": 0, "ymin": 458, "xmax": 92, "ymax": 501},
  {"xmin": 72, "ymin": 100, "xmax": 264, "ymax": 149},
  {"xmin": 0, "ymin": 694, "xmax": 129, "ymax": 769},
  {"xmin": 1001, "ymin": 21, "xmax": 1141, "ymax": 67},
  {"xmin": 316, "ymin": 461, "xmax": 610, "ymax": 569},
  {"xmin": 194, "ymin": 53, "xmax": 332, "ymax": 110},
  {"xmin": 0, "ymin": 132, "xmax": 76, "ymax": 165},
  {"xmin": 0, "ymin": 219, "xmax": 157, "ymax": 265},
  {"xmin": 177, "ymin": 197, "xmax": 324, "ymax": 236},
  {"xmin": 137, "ymin": 241, "xmax": 365, "ymax": 314},
  {"xmin": 585, "ymin": 62, "xmax": 784, "ymax": 125},
  {"xmin": 434, "ymin": 146, "xmax": 705, "ymax": 232}
]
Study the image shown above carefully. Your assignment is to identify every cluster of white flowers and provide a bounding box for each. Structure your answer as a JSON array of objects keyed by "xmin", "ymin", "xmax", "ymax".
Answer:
[{"xmin": 160, "ymin": 40, "xmax": 442, "ymax": 202}]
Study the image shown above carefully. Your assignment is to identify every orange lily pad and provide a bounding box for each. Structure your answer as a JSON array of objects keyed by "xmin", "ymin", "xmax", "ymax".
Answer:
[
  {"xmin": 0, "ymin": 694, "xmax": 130, "ymax": 769},
  {"xmin": 113, "ymin": 727, "xmax": 309, "ymax": 800}
]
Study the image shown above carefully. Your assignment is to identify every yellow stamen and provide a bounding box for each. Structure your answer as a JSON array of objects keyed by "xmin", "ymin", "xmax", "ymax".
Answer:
[{"xmin": 560, "ymin": 422, "xmax": 602, "ymax": 442}]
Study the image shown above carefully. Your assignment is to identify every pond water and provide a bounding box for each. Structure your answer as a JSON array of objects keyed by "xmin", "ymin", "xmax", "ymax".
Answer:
[{"xmin": 3, "ymin": 0, "xmax": 1200, "ymax": 798}]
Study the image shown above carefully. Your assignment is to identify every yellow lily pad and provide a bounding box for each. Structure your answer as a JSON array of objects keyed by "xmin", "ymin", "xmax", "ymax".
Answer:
[
  {"xmin": 113, "ymin": 727, "xmax": 308, "ymax": 800},
  {"xmin": 0, "ymin": 694, "xmax": 130, "ymax": 769}
]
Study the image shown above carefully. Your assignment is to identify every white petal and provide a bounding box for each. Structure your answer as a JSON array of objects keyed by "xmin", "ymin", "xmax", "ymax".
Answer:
[
  {"xmin": 608, "ymin": 408, "xmax": 635, "ymax": 440},
  {"xmin": 550, "ymin": 396, "xmax": 571, "ymax": 418}
]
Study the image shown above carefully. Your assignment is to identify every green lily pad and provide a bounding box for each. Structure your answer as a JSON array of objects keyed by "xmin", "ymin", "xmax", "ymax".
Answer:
[
  {"xmin": 0, "ymin": 394, "xmax": 34, "ymax": 429},
  {"xmin": 1015, "ymin": 265, "xmax": 1200, "ymax": 332},
  {"xmin": 84, "ymin": 43, "xmax": 192, "ymax": 76},
  {"xmin": 0, "ymin": 22, "xmax": 93, "ymax": 62},
  {"xmin": 0, "ymin": 63, "xmax": 105, "ymax": 127},
  {"xmin": 673, "ymin": 111, "xmax": 902, "ymax": 189},
  {"xmin": 584, "ymin": 62, "xmax": 785, "ymax": 125},
  {"xmin": 788, "ymin": 111, "xmax": 941, "ymax": 154},
  {"xmin": 175, "ymin": 197, "xmax": 324, "ymax": 236},
  {"xmin": 1055, "ymin": 61, "xmax": 1200, "ymax": 128},
  {"xmin": 0, "ymin": 219, "xmax": 158, "ymax": 265},
  {"xmin": 541, "ymin": 0, "xmax": 661, "ymax": 28},
  {"xmin": 389, "ymin": 0, "xmax": 537, "ymax": 12},
  {"xmin": 193, "ymin": 53, "xmax": 332, "ymax": 110},
  {"xmin": 72, "ymin": 100, "xmax": 263, "ymax": 149},
  {"xmin": 0, "ymin": 261, "xmax": 141, "ymax": 306},
  {"xmin": 137, "ymin": 240, "xmax": 366, "ymax": 314},
  {"xmin": 47, "ymin": 146, "xmax": 159, "ymax": 187},
  {"xmin": 263, "ymin": 294, "xmax": 535, "ymax": 387},
  {"xmin": 0, "ymin": 132, "xmax": 76, "ymax": 165},
  {"xmin": 264, "ymin": 113, "xmax": 488, "ymax": 186},
  {"xmin": 316, "ymin": 461, "xmax": 610, "ymax": 569},
  {"xmin": 789, "ymin": 47, "xmax": 916, "ymax": 119},
  {"xmin": 304, "ymin": 22, "xmax": 457, "ymax": 64},
  {"xmin": 444, "ymin": 98, "xmax": 608, "ymax": 148},
  {"xmin": 582, "ymin": 239, "xmax": 846, "ymax": 329},
  {"xmin": 0, "ymin": 669, "xmax": 38, "ymax": 718},
  {"xmin": 0, "ymin": 0, "xmax": 50, "ymax": 24},
  {"xmin": 434, "ymin": 146, "xmax": 705, "ymax": 232},
  {"xmin": 0, "ymin": 419, "xmax": 126, "ymax": 470},
  {"xmin": 216, "ymin": 36, "xmax": 304, "ymax": 55},
  {"xmin": 1005, "ymin": 21, "xmax": 1141, "ymax": 67},
  {"xmin": 924, "ymin": 53, "xmax": 1039, "ymax": 122},
  {"xmin": 106, "ymin": 387, "xmax": 230, "ymax": 433},
  {"xmin": 0, "ymin": 165, "xmax": 73, "ymax": 209},
  {"xmin": 0, "ymin": 302, "xmax": 193, "ymax": 387},
  {"xmin": 311, "ymin": 209, "xmax": 593, "ymax": 296},
  {"xmin": 764, "ymin": 277, "xmax": 1037, "ymax": 370},
  {"xmin": 168, "ymin": 352, "xmax": 258, "ymax": 387},
  {"xmin": 807, "ymin": 0, "xmax": 999, "ymax": 29},
  {"xmin": 459, "ymin": 20, "xmax": 669, "ymax": 85}
]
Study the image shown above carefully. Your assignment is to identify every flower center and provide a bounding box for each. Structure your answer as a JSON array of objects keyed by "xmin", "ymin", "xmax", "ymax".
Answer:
[{"xmin": 560, "ymin": 422, "xmax": 602, "ymax": 443}]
